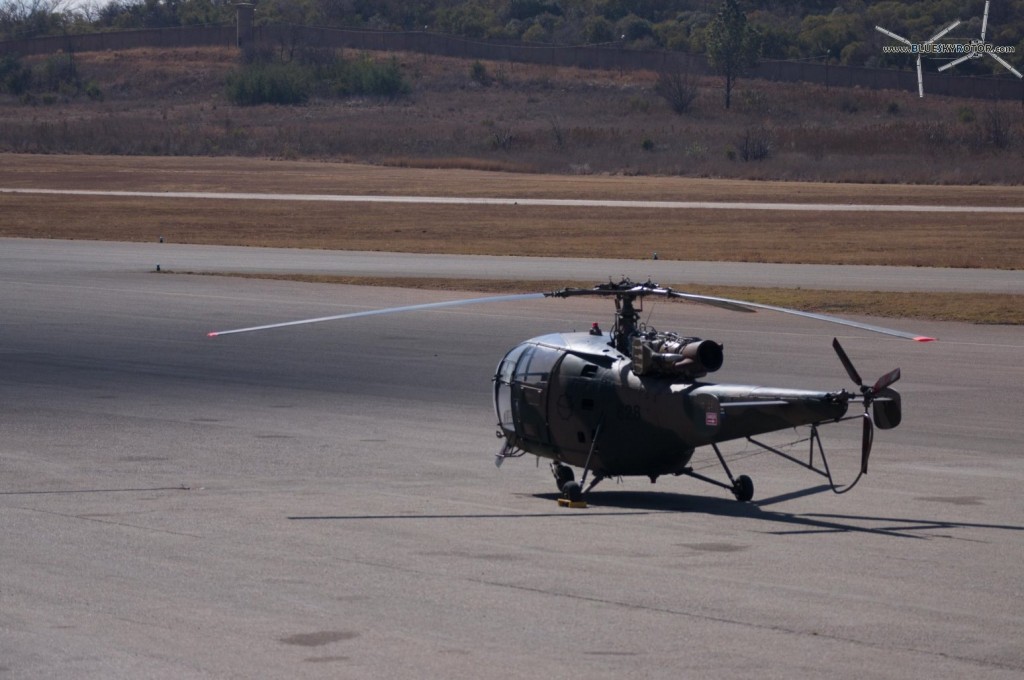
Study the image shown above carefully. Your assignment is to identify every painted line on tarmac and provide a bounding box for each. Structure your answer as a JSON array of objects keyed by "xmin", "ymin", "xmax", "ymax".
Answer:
[{"xmin": 2, "ymin": 187, "xmax": 1023, "ymax": 213}]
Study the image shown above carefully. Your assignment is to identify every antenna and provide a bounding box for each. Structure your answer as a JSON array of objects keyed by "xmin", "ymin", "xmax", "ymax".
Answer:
[
  {"xmin": 937, "ymin": 1, "xmax": 1023, "ymax": 79},
  {"xmin": 875, "ymin": 19, "xmax": 961, "ymax": 97}
]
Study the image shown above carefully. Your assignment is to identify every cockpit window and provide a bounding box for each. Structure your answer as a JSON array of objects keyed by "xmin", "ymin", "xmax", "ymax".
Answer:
[
  {"xmin": 514, "ymin": 344, "xmax": 560, "ymax": 385},
  {"xmin": 497, "ymin": 343, "xmax": 528, "ymax": 385}
]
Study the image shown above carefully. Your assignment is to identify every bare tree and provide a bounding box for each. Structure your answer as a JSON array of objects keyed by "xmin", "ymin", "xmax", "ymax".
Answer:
[{"xmin": 654, "ymin": 62, "xmax": 698, "ymax": 115}]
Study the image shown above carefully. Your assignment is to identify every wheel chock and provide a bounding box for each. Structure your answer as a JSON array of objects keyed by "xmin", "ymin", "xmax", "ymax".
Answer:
[{"xmin": 557, "ymin": 498, "xmax": 588, "ymax": 509}]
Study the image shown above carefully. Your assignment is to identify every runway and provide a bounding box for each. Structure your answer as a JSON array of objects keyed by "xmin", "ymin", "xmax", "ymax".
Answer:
[{"xmin": 2, "ymin": 240, "xmax": 1022, "ymax": 679}]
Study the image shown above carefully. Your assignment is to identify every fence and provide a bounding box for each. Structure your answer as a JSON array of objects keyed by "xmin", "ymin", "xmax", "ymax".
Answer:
[{"xmin": 2, "ymin": 22, "xmax": 1022, "ymax": 102}]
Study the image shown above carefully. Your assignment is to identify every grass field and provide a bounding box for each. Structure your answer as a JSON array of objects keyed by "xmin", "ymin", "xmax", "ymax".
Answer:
[
  {"xmin": 3, "ymin": 47, "xmax": 1024, "ymax": 184},
  {"xmin": 1, "ymin": 153, "xmax": 1021, "ymax": 324}
]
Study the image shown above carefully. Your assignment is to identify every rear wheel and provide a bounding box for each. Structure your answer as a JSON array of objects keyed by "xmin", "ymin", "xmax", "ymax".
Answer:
[{"xmin": 732, "ymin": 475, "xmax": 754, "ymax": 502}]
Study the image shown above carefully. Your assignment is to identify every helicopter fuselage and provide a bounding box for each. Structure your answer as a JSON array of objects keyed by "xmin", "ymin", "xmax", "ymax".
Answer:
[{"xmin": 493, "ymin": 332, "xmax": 850, "ymax": 480}]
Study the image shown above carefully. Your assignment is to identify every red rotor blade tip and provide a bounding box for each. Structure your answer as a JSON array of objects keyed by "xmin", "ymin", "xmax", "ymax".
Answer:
[{"xmin": 914, "ymin": 336, "xmax": 936, "ymax": 343}]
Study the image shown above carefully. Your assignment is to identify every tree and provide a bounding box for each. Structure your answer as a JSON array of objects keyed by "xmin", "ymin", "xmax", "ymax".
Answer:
[{"xmin": 704, "ymin": 0, "xmax": 761, "ymax": 109}]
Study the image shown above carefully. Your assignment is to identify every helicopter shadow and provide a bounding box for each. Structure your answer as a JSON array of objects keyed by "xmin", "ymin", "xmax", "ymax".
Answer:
[{"xmin": 537, "ymin": 486, "xmax": 1024, "ymax": 540}]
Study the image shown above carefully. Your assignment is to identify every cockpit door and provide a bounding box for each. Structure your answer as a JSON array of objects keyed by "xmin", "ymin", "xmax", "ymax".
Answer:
[
  {"xmin": 494, "ymin": 342, "xmax": 564, "ymax": 446},
  {"xmin": 512, "ymin": 344, "xmax": 563, "ymax": 445},
  {"xmin": 494, "ymin": 343, "xmax": 527, "ymax": 432}
]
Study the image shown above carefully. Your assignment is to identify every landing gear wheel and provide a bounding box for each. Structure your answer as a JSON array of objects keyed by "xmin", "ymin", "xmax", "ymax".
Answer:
[
  {"xmin": 732, "ymin": 475, "xmax": 754, "ymax": 502},
  {"xmin": 561, "ymin": 480, "xmax": 583, "ymax": 503},
  {"xmin": 552, "ymin": 463, "xmax": 575, "ymax": 492}
]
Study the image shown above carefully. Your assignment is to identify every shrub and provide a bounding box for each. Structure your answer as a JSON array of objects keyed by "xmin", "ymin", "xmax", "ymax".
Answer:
[
  {"xmin": 979, "ymin": 107, "xmax": 1011, "ymax": 150},
  {"xmin": 226, "ymin": 62, "xmax": 310, "ymax": 105},
  {"xmin": 470, "ymin": 60, "xmax": 492, "ymax": 86},
  {"xmin": 738, "ymin": 125, "xmax": 773, "ymax": 161},
  {"xmin": 38, "ymin": 53, "xmax": 79, "ymax": 92},
  {"xmin": 0, "ymin": 55, "xmax": 32, "ymax": 95},
  {"xmin": 339, "ymin": 55, "xmax": 410, "ymax": 99},
  {"xmin": 838, "ymin": 96, "xmax": 859, "ymax": 113},
  {"xmin": 84, "ymin": 80, "xmax": 103, "ymax": 101}
]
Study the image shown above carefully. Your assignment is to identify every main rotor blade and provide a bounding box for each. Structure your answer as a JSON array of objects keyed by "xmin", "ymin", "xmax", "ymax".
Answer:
[
  {"xmin": 551, "ymin": 285, "xmax": 754, "ymax": 313},
  {"xmin": 671, "ymin": 292, "xmax": 936, "ymax": 342},
  {"xmin": 552, "ymin": 283, "xmax": 934, "ymax": 341},
  {"xmin": 208, "ymin": 293, "xmax": 546, "ymax": 337},
  {"xmin": 981, "ymin": 0, "xmax": 990, "ymax": 41},
  {"xmin": 916, "ymin": 56, "xmax": 924, "ymax": 98},
  {"xmin": 832, "ymin": 337, "xmax": 863, "ymax": 387}
]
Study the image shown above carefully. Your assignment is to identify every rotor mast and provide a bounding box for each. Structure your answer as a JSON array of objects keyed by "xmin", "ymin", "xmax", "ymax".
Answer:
[
  {"xmin": 547, "ymin": 278, "xmax": 654, "ymax": 353},
  {"xmin": 611, "ymin": 291, "xmax": 641, "ymax": 354}
]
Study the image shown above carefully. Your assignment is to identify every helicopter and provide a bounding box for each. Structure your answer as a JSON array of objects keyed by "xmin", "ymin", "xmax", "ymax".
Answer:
[{"xmin": 209, "ymin": 278, "xmax": 935, "ymax": 507}]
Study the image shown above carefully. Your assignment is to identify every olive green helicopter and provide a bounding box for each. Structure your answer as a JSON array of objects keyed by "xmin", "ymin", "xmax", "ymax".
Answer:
[{"xmin": 210, "ymin": 278, "xmax": 934, "ymax": 507}]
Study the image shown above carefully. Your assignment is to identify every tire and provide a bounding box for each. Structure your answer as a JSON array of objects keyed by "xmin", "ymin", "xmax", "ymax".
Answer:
[
  {"xmin": 562, "ymin": 480, "xmax": 583, "ymax": 503},
  {"xmin": 554, "ymin": 464, "xmax": 575, "ymax": 492},
  {"xmin": 733, "ymin": 475, "xmax": 754, "ymax": 502}
]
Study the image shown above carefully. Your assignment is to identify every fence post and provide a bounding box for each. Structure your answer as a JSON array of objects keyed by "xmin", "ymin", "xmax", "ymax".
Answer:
[{"xmin": 235, "ymin": 3, "xmax": 254, "ymax": 50}]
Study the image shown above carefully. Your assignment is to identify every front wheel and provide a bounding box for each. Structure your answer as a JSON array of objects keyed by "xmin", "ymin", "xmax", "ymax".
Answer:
[
  {"xmin": 561, "ymin": 481, "xmax": 583, "ymax": 503},
  {"xmin": 553, "ymin": 464, "xmax": 575, "ymax": 493}
]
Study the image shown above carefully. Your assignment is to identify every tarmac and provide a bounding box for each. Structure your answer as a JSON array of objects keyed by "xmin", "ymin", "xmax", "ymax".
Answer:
[{"xmin": 2, "ymin": 239, "xmax": 1022, "ymax": 679}]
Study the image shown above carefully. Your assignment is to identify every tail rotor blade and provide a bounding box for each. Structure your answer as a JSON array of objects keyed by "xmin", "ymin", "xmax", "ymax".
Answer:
[
  {"xmin": 832, "ymin": 338, "xmax": 863, "ymax": 387},
  {"xmin": 861, "ymin": 414, "xmax": 874, "ymax": 474},
  {"xmin": 872, "ymin": 367, "xmax": 901, "ymax": 393}
]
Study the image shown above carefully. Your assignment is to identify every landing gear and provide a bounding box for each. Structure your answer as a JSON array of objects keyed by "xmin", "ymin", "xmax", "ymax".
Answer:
[
  {"xmin": 732, "ymin": 475, "xmax": 754, "ymax": 502},
  {"xmin": 679, "ymin": 444, "xmax": 756, "ymax": 502},
  {"xmin": 552, "ymin": 462, "xmax": 575, "ymax": 493},
  {"xmin": 552, "ymin": 462, "xmax": 587, "ymax": 507},
  {"xmin": 561, "ymin": 481, "xmax": 584, "ymax": 503}
]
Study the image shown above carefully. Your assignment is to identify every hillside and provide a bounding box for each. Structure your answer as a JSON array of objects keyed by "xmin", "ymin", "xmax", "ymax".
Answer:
[
  {"xmin": 0, "ymin": 45, "xmax": 1022, "ymax": 183},
  {"xmin": 5, "ymin": 0, "xmax": 1024, "ymax": 74}
]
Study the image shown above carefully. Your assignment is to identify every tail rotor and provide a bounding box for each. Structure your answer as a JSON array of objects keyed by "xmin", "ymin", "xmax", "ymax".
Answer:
[{"xmin": 832, "ymin": 338, "xmax": 902, "ymax": 476}]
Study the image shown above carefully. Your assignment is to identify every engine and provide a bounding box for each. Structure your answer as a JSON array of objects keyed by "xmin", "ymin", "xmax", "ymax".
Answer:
[{"xmin": 631, "ymin": 333, "xmax": 724, "ymax": 380}]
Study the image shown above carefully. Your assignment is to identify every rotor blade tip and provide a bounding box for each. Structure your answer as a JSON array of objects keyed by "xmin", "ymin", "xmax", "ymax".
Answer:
[
  {"xmin": 914, "ymin": 336, "xmax": 936, "ymax": 343},
  {"xmin": 207, "ymin": 332, "xmax": 220, "ymax": 338}
]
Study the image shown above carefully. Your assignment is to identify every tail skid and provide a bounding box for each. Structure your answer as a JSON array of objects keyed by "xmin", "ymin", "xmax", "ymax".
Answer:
[{"xmin": 682, "ymin": 415, "xmax": 871, "ymax": 502}]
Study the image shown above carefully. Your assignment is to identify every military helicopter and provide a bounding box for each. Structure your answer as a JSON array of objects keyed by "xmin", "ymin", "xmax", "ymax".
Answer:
[{"xmin": 209, "ymin": 278, "xmax": 934, "ymax": 506}]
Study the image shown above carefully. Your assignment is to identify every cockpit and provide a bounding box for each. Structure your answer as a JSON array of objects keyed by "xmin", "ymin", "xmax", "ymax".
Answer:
[{"xmin": 493, "ymin": 341, "xmax": 564, "ymax": 443}]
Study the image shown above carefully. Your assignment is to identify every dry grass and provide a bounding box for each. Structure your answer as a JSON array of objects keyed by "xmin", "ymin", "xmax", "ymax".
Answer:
[
  {"xmin": 3, "ymin": 153, "xmax": 1024, "ymax": 205},
  {"xmin": 3, "ymin": 47, "xmax": 1024, "ymax": 184},
  {"xmin": 1, "ymin": 154, "xmax": 1021, "ymax": 324},
  {"xmin": 1, "ymin": 153, "xmax": 1021, "ymax": 269}
]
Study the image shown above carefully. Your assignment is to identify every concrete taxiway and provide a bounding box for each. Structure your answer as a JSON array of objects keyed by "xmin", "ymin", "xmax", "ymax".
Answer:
[
  {"xmin": 2, "ymin": 240, "xmax": 1022, "ymax": 679},
  {"xmin": 3, "ymin": 237, "xmax": 1022, "ymax": 294}
]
